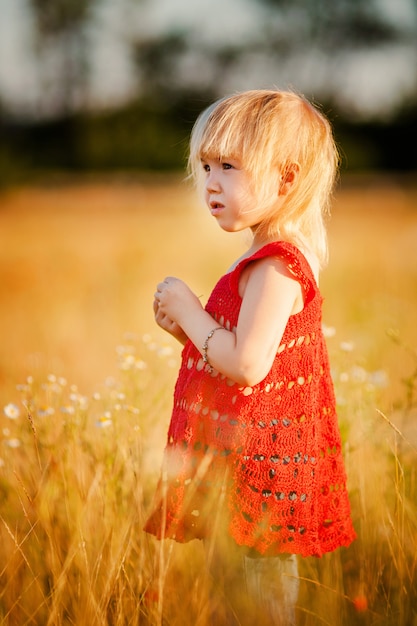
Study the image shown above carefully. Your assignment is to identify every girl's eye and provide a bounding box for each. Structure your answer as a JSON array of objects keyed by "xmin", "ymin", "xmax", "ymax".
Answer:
[
  {"xmin": 202, "ymin": 163, "xmax": 210, "ymax": 172},
  {"xmin": 222, "ymin": 162, "xmax": 233, "ymax": 170}
]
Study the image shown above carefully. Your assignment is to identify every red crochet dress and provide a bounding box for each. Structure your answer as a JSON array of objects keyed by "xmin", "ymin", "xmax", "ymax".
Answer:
[{"xmin": 144, "ymin": 242, "xmax": 356, "ymax": 557}]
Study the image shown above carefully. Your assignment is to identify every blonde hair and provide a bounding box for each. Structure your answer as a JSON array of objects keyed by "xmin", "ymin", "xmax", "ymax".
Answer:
[{"xmin": 188, "ymin": 89, "xmax": 339, "ymax": 267}]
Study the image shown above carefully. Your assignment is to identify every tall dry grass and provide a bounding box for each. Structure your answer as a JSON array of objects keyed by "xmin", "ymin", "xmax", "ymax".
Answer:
[{"xmin": 0, "ymin": 175, "xmax": 416, "ymax": 625}]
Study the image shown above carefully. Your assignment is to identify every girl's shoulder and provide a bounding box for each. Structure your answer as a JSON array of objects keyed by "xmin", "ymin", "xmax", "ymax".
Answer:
[{"xmin": 229, "ymin": 241, "xmax": 319, "ymax": 298}]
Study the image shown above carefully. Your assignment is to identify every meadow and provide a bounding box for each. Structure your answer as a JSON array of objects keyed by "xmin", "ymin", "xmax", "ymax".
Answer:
[{"xmin": 0, "ymin": 175, "xmax": 416, "ymax": 625}]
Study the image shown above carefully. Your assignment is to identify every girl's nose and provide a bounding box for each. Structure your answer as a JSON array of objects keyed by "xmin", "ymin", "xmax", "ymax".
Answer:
[{"xmin": 206, "ymin": 171, "xmax": 221, "ymax": 193}]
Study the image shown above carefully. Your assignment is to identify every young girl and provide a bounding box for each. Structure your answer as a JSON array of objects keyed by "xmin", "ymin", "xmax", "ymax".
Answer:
[{"xmin": 144, "ymin": 89, "xmax": 356, "ymax": 625}]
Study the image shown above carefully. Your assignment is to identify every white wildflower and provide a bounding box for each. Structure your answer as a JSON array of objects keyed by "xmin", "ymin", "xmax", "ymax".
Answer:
[
  {"xmin": 96, "ymin": 412, "xmax": 113, "ymax": 428},
  {"xmin": 322, "ymin": 324, "xmax": 336, "ymax": 338},
  {"xmin": 37, "ymin": 406, "xmax": 55, "ymax": 417},
  {"xmin": 368, "ymin": 370, "xmax": 389, "ymax": 388},
  {"xmin": 4, "ymin": 438, "xmax": 21, "ymax": 448},
  {"xmin": 60, "ymin": 405, "xmax": 75, "ymax": 415},
  {"xmin": 350, "ymin": 366, "xmax": 368, "ymax": 384},
  {"xmin": 78, "ymin": 396, "xmax": 89, "ymax": 410},
  {"xmin": 3, "ymin": 404, "xmax": 20, "ymax": 420}
]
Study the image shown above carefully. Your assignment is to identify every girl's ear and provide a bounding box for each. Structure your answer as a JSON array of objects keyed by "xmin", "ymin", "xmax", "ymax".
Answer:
[{"xmin": 278, "ymin": 162, "xmax": 300, "ymax": 196}]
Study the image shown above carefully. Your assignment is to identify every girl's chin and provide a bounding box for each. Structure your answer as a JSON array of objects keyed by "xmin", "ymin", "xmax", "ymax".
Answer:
[{"xmin": 217, "ymin": 221, "xmax": 245, "ymax": 234}]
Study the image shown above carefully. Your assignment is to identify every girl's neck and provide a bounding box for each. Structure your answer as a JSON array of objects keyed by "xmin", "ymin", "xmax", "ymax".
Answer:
[{"xmin": 248, "ymin": 234, "xmax": 280, "ymax": 254}]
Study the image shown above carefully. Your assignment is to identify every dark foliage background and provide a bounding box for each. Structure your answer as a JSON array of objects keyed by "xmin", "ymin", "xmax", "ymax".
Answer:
[{"xmin": 1, "ymin": 0, "xmax": 416, "ymax": 181}]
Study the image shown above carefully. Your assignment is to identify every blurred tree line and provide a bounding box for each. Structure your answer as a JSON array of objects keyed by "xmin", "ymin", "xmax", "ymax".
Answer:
[{"xmin": 1, "ymin": 0, "xmax": 416, "ymax": 182}]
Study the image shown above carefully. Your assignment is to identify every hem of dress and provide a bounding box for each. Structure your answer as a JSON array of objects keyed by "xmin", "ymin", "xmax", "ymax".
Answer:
[{"xmin": 143, "ymin": 524, "xmax": 357, "ymax": 559}]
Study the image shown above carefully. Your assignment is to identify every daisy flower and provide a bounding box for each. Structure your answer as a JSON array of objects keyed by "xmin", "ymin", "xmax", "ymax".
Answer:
[
  {"xmin": 3, "ymin": 404, "xmax": 20, "ymax": 420},
  {"xmin": 96, "ymin": 412, "xmax": 113, "ymax": 428}
]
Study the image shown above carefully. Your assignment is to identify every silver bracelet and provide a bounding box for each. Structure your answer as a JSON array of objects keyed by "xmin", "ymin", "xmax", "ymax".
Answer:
[{"xmin": 202, "ymin": 326, "xmax": 224, "ymax": 373}]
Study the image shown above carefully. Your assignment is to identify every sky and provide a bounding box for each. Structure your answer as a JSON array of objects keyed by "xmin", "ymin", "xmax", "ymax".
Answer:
[{"xmin": 0, "ymin": 0, "xmax": 416, "ymax": 120}]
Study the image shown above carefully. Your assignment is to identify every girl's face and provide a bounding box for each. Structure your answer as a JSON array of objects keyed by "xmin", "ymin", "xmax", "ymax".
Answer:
[{"xmin": 201, "ymin": 157, "xmax": 277, "ymax": 237}]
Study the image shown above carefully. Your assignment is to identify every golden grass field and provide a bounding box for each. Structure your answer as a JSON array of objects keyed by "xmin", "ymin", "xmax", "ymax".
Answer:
[{"xmin": 0, "ymin": 175, "xmax": 416, "ymax": 625}]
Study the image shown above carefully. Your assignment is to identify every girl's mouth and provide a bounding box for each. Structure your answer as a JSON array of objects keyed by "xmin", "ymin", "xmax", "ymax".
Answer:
[{"xmin": 210, "ymin": 202, "xmax": 224, "ymax": 216}]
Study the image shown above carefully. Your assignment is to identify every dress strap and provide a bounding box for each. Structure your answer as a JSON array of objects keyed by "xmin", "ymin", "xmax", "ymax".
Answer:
[{"xmin": 229, "ymin": 241, "xmax": 318, "ymax": 303}]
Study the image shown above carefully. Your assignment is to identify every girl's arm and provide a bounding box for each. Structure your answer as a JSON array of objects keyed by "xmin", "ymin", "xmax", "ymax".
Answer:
[{"xmin": 155, "ymin": 256, "xmax": 303, "ymax": 386}]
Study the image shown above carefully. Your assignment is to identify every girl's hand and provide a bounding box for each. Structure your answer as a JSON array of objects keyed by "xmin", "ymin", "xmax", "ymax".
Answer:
[
  {"xmin": 154, "ymin": 277, "xmax": 203, "ymax": 323},
  {"xmin": 153, "ymin": 296, "xmax": 188, "ymax": 345},
  {"xmin": 153, "ymin": 277, "xmax": 202, "ymax": 345}
]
